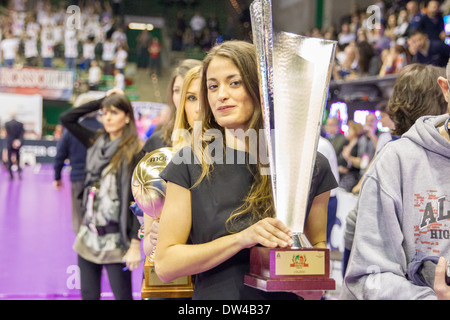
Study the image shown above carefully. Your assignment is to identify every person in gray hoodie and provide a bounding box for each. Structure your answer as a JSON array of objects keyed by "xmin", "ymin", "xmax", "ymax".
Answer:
[{"xmin": 344, "ymin": 60, "xmax": 450, "ymax": 300}]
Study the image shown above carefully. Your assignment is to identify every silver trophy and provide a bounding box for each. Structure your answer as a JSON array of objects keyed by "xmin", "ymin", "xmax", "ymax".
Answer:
[
  {"xmin": 131, "ymin": 148, "xmax": 194, "ymax": 299},
  {"xmin": 245, "ymin": 0, "xmax": 337, "ymax": 294}
]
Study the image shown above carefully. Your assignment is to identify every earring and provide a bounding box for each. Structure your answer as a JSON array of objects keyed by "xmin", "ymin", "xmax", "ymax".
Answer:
[{"xmin": 126, "ymin": 119, "xmax": 130, "ymax": 124}]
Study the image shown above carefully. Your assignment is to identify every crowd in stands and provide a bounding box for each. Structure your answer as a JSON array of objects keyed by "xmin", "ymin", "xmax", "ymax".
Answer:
[
  {"xmin": 317, "ymin": 0, "xmax": 450, "ymax": 193},
  {"xmin": 304, "ymin": 0, "xmax": 450, "ymax": 81},
  {"xmin": 170, "ymin": 10, "xmax": 222, "ymax": 52},
  {"xmin": 0, "ymin": 0, "xmax": 128, "ymax": 87}
]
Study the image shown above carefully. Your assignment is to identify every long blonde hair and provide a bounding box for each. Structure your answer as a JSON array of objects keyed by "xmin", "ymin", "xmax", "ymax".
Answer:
[
  {"xmin": 162, "ymin": 59, "xmax": 202, "ymax": 146},
  {"xmin": 195, "ymin": 40, "xmax": 275, "ymax": 232},
  {"xmin": 172, "ymin": 65, "xmax": 202, "ymax": 151}
]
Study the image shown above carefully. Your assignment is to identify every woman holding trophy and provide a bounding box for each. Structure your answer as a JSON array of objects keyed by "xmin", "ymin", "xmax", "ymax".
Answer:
[
  {"xmin": 142, "ymin": 65, "xmax": 203, "ymax": 258},
  {"xmin": 154, "ymin": 40, "xmax": 337, "ymax": 300}
]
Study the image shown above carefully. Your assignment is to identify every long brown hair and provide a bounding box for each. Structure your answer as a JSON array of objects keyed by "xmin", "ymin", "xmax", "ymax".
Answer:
[
  {"xmin": 389, "ymin": 64, "xmax": 447, "ymax": 135},
  {"xmin": 101, "ymin": 94, "xmax": 142, "ymax": 173},
  {"xmin": 195, "ymin": 40, "xmax": 275, "ymax": 232}
]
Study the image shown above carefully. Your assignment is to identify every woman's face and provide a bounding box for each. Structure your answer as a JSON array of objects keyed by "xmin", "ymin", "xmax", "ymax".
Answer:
[
  {"xmin": 206, "ymin": 56, "xmax": 254, "ymax": 131},
  {"xmin": 101, "ymin": 105, "xmax": 129, "ymax": 139},
  {"xmin": 172, "ymin": 75, "xmax": 184, "ymax": 109},
  {"xmin": 184, "ymin": 77, "xmax": 201, "ymax": 128}
]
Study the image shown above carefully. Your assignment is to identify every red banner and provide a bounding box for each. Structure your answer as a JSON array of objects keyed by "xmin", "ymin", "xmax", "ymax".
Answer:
[{"xmin": 0, "ymin": 67, "xmax": 74, "ymax": 101}]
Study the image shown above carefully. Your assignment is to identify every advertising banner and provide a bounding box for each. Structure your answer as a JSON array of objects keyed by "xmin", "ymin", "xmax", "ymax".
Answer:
[{"xmin": 0, "ymin": 67, "xmax": 74, "ymax": 101}]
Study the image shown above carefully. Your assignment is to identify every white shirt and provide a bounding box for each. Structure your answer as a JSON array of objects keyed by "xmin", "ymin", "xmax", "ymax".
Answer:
[
  {"xmin": 89, "ymin": 66, "xmax": 102, "ymax": 84},
  {"xmin": 115, "ymin": 49, "xmax": 127, "ymax": 69},
  {"xmin": 24, "ymin": 38, "xmax": 39, "ymax": 58},
  {"xmin": 1, "ymin": 38, "xmax": 19, "ymax": 60},
  {"xmin": 40, "ymin": 39, "xmax": 54, "ymax": 58},
  {"xmin": 114, "ymin": 72, "xmax": 125, "ymax": 90},
  {"xmin": 26, "ymin": 22, "xmax": 40, "ymax": 39},
  {"xmin": 83, "ymin": 42, "xmax": 95, "ymax": 60},
  {"xmin": 64, "ymin": 38, "xmax": 78, "ymax": 58},
  {"xmin": 190, "ymin": 15, "xmax": 206, "ymax": 32},
  {"xmin": 102, "ymin": 41, "xmax": 116, "ymax": 61}
]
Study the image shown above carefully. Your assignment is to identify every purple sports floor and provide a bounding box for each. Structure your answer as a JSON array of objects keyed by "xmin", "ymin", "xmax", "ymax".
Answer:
[{"xmin": 0, "ymin": 164, "xmax": 144, "ymax": 300}]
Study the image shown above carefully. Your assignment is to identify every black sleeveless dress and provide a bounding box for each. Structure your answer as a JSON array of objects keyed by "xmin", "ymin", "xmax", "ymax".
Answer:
[{"xmin": 160, "ymin": 146, "xmax": 337, "ymax": 300}]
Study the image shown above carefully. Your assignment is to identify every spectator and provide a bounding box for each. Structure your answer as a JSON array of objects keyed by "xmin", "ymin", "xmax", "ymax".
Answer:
[
  {"xmin": 333, "ymin": 42, "xmax": 359, "ymax": 80},
  {"xmin": 64, "ymin": 33, "xmax": 78, "ymax": 70},
  {"xmin": 325, "ymin": 116, "xmax": 347, "ymax": 158},
  {"xmin": 112, "ymin": 26, "xmax": 127, "ymax": 49},
  {"xmin": 88, "ymin": 60, "xmax": 102, "ymax": 90},
  {"xmin": 338, "ymin": 120, "xmax": 364, "ymax": 192},
  {"xmin": 1, "ymin": 32, "xmax": 19, "ymax": 67},
  {"xmin": 114, "ymin": 44, "xmax": 127, "ymax": 74},
  {"xmin": 24, "ymin": 34, "xmax": 39, "ymax": 67},
  {"xmin": 40, "ymin": 30, "xmax": 54, "ymax": 68},
  {"xmin": 114, "ymin": 68, "xmax": 125, "ymax": 91},
  {"xmin": 4, "ymin": 111, "xmax": 24, "ymax": 180},
  {"xmin": 395, "ymin": 9, "xmax": 410, "ymax": 39},
  {"xmin": 357, "ymin": 112, "xmax": 379, "ymax": 177},
  {"xmin": 407, "ymin": 0, "xmax": 424, "ymax": 30},
  {"xmin": 357, "ymin": 40, "xmax": 382, "ymax": 77},
  {"xmin": 384, "ymin": 13, "xmax": 399, "ymax": 42},
  {"xmin": 136, "ymin": 30, "xmax": 151, "ymax": 69},
  {"xmin": 338, "ymin": 23, "xmax": 356, "ymax": 47},
  {"xmin": 102, "ymin": 36, "xmax": 117, "ymax": 75},
  {"xmin": 343, "ymin": 62, "xmax": 450, "ymax": 300},
  {"xmin": 389, "ymin": 63, "xmax": 448, "ymax": 136},
  {"xmin": 341, "ymin": 64, "xmax": 448, "ymax": 284},
  {"xmin": 190, "ymin": 11, "xmax": 206, "ymax": 39},
  {"xmin": 379, "ymin": 44, "xmax": 408, "ymax": 76},
  {"xmin": 148, "ymin": 37, "xmax": 162, "ymax": 76},
  {"xmin": 418, "ymin": 0, "xmax": 445, "ymax": 41},
  {"xmin": 82, "ymin": 35, "xmax": 96, "ymax": 70},
  {"xmin": 408, "ymin": 28, "xmax": 450, "ymax": 67}
]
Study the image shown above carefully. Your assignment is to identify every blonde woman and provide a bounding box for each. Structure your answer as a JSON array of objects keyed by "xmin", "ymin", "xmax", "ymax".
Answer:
[
  {"xmin": 155, "ymin": 41, "xmax": 337, "ymax": 300},
  {"xmin": 142, "ymin": 59, "xmax": 202, "ymax": 153},
  {"xmin": 143, "ymin": 66, "xmax": 202, "ymax": 257}
]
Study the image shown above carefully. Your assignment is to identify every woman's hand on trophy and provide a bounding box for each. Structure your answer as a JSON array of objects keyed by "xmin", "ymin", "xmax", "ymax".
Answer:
[
  {"xmin": 149, "ymin": 220, "xmax": 160, "ymax": 247},
  {"xmin": 237, "ymin": 217, "xmax": 293, "ymax": 249}
]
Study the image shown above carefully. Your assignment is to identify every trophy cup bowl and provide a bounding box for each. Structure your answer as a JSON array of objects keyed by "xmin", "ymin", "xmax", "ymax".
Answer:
[
  {"xmin": 245, "ymin": 0, "xmax": 337, "ymax": 298},
  {"xmin": 131, "ymin": 148, "xmax": 173, "ymax": 221},
  {"xmin": 131, "ymin": 147, "xmax": 194, "ymax": 299}
]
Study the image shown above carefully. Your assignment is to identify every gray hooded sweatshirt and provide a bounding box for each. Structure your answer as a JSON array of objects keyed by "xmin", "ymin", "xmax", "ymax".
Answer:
[{"xmin": 344, "ymin": 114, "xmax": 450, "ymax": 300}]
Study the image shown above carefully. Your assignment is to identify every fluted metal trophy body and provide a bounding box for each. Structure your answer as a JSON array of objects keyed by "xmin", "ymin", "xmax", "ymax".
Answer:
[
  {"xmin": 244, "ymin": 0, "xmax": 337, "ymax": 295},
  {"xmin": 131, "ymin": 148, "xmax": 193, "ymax": 299}
]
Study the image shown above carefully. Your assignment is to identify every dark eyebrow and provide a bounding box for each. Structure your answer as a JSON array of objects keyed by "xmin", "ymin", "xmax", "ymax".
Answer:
[{"xmin": 207, "ymin": 74, "xmax": 241, "ymax": 82}]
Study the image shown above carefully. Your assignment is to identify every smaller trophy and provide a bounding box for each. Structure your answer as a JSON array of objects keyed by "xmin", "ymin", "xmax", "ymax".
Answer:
[{"xmin": 131, "ymin": 148, "xmax": 193, "ymax": 299}]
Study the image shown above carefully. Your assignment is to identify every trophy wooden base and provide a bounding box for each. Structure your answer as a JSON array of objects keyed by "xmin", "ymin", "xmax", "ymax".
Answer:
[
  {"xmin": 244, "ymin": 246, "xmax": 335, "ymax": 296},
  {"xmin": 141, "ymin": 256, "xmax": 194, "ymax": 299}
]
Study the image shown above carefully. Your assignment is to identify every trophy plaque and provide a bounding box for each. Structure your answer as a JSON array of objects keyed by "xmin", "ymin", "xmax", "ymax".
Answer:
[
  {"xmin": 244, "ymin": 0, "xmax": 337, "ymax": 297},
  {"xmin": 131, "ymin": 148, "xmax": 194, "ymax": 299}
]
